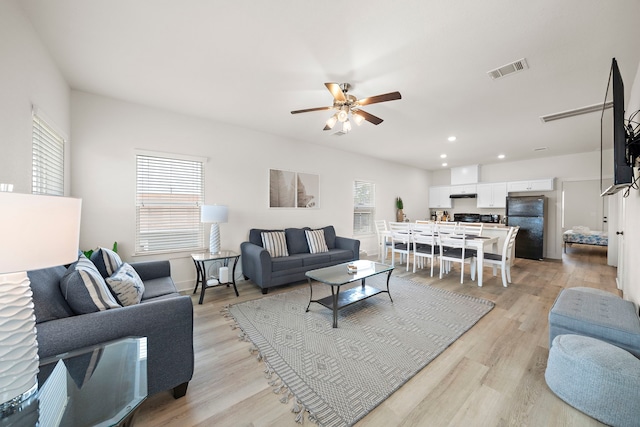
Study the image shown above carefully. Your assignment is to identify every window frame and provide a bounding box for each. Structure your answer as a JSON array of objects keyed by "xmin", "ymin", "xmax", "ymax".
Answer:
[
  {"xmin": 353, "ymin": 180, "xmax": 376, "ymax": 235},
  {"xmin": 135, "ymin": 151, "xmax": 206, "ymax": 255},
  {"xmin": 32, "ymin": 111, "xmax": 65, "ymax": 196}
]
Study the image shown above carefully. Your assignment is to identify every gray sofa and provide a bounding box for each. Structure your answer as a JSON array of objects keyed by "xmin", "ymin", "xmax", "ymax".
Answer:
[
  {"xmin": 28, "ymin": 259, "xmax": 194, "ymax": 398},
  {"xmin": 240, "ymin": 226, "xmax": 360, "ymax": 293}
]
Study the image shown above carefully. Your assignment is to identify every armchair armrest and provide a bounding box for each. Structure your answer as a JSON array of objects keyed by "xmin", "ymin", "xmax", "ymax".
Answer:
[
  {"xmin": 130, "ymin": 260, "xmax": 171, "ymax": 281},
  {"xmin": 240, "ymin": 241, "xmax": 272, "ymax": 287},
  {"xmin": 335, "ymin": 236, "xmax": 360, "ymax": 260}
]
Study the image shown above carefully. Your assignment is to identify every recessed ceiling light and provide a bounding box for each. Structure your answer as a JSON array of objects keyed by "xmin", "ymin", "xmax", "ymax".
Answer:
[
  {"xmin": 440, "ymin": 154, "xmax": 447, "ymax": 159},
  {"xmin": 498, "ymin": 154, "xmax": 505, "ymax": 159},
  {"xmin": 442, "ymin": 162, "xmax": 448, "ymax": 167},
  {"xmin": 447, "ymin": 136, "xmax": 456, "ymax": 142}
]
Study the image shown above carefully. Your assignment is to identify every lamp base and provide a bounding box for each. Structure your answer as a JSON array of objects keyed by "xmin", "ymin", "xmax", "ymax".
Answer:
[
  {"xmin": 0, "ymin": 272, "xmax": 39, "ymax": 416},
  {"xmin": 209, "ymin": 223, "xmax": 221, "ymax": 254},
  {"xmin": 0, "ymin": 383, "xmax": 37, "ymax": 419}
]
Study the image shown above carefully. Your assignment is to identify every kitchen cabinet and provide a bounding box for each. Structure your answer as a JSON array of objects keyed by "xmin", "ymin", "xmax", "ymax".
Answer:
[
  {"xmin": 449, "ymin": 184, "xmax": 477, "ymax": 195},
  {"xmin": 429, "ymin": 186, "xmax": 452, "ymax": 208},
  {"xmin": 476, "ymin": 182, "xmax": 507, "ymax": 208},
  {"xmin": 507, "ymin": 178, "xmax": 554, "ymax": 193}
]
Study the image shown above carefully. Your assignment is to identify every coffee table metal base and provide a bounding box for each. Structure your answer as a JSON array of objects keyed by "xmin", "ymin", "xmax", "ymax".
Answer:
[{"xmin": 306, "ymin": 269, "xmax": 393, "ymax": 328}]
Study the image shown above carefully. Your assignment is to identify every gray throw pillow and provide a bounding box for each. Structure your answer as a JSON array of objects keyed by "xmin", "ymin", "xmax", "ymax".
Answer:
[
  {"xmin": 90, "ymin": 247, "xmax": 123, "ymax": 278},
  {"xmin": 60, "ymin": 255, "xmax": 121, "ymax": 314}
]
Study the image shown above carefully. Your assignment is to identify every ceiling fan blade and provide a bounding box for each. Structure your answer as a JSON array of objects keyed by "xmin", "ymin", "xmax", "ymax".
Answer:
[
  {"xmin": 325, "ymin": 83, "xmax": 346, "ymax": 102},
  {"xmin": 357, "ymin": 91, "xmax": 402, "ymax": 106},
  {"xmin": 353, "ymin": 109, "xmax": 384, "ymax": 125},
  {"xmin": 291, "ymin": 106, "xmax": 333, "ymax": 114}
]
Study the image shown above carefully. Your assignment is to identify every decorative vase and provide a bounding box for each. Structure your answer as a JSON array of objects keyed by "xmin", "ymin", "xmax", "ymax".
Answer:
[{"xmin": 396, "ymin": 209, "xmax": 404, "ymax": 222}]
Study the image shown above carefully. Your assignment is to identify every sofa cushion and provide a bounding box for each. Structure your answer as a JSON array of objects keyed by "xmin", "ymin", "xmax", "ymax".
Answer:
[
  {"xmin": 249, "ymin": 228, "xmax": 282, "ymax": 247},
  {"xmin": 60, "ymin": 255, "xmax": 121, "ymax": 314},
  {"xmin": 285, "ymin": 228, "xmax": 311, "ymax": 254},
  {"xmin": 305, "ymin": 229, "xmax": 329, "ymax": 254},
  {"xmin": 91, "ymin": 247, "xmax": 123, "ymax": 278},
  {"xmin": 28, "ymin": 265, "xmax": 75, "ymax": 324},
  {"xmin": 271, "ymin": 256, "xmax": 303, "ymax": 272},
  {"xmin": 261, "ymin": 231, "xmax": 289, "ymax": 258},
  {"xmin": 302, "ymin": 253, "xmax": 332, "ymax": 266},
  {"xmin": 320, "ymin": 226, "xmax": 336, "ymax": 249},
  {"xmin": 106, "ymin": 262, "xmax": 145, "ymax": 306}
]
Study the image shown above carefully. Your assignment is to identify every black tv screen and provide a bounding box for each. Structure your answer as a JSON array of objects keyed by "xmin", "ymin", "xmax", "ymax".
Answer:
[{"xmin": 601, "ymin": 58, "xmax": 634, "ymax": 196}]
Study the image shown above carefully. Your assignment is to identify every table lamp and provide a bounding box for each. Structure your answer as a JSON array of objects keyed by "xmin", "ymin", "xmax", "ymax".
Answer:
[
  {"xmin": 0, "ymin": 192, "xmax": 81, "ymax": 415},
  {"xmin": 200, "ymin": 205, "xmax": 228, "ymax": 254}
]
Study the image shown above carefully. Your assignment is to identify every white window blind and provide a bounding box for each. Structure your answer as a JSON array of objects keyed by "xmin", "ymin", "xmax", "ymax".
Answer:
[
  {"xmin": 135, "ymin": 154, "xmax": 205, "ymax": 254},
  {"xmin": 354, "ymin": 180, "xmax": 375, "ymax": 235},
  {"xmin": 32, "ymin": 114, "xmax": 64, "ymax": 196}
]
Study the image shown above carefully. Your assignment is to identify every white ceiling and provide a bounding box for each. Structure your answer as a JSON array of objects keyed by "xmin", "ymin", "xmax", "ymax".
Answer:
[{"xmin": 19, "ymin": 0, "xmax": 640, "ymax": 170}]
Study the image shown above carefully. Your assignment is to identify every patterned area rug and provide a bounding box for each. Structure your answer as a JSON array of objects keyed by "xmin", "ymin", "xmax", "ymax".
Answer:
[{"xmin": 228, "ymin": 275, "xmax": 494, "ymax": 427}]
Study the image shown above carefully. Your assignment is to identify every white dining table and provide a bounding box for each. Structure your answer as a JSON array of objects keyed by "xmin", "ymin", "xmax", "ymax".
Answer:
[{"xmin": 382, "ymin": 230, "xmax": 499, "ymax": 287}]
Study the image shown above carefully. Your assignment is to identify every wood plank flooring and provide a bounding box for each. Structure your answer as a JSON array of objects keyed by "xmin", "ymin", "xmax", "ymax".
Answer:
[{"xmin": 135, "ymin": 245, "xmax": 616, "ymax": 427}]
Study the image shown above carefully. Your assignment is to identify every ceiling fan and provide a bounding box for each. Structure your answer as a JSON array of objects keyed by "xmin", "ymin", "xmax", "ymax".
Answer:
[{"xmin": 291, "ymin": 83, "xmax": 401, "ymax": 133}]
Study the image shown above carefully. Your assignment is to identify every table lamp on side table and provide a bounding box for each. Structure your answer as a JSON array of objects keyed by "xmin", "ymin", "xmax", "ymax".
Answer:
[
  {"xmin": 0, "ymin": 193, "xmax": 82, "ymax": 416},
  {"xmin": 200, "ymin": 205, "xmax": 228, "ymax": 254}
]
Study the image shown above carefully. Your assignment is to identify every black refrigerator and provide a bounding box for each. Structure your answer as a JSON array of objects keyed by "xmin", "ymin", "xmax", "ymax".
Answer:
[{"xmin": 506, "ymin": 196, "xmax": 545, "ymax": 260}]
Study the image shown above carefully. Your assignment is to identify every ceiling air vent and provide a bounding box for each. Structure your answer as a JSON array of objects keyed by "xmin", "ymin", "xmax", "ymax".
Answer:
[{"xmin": 487, "ymin": 58, "xmax": 529, "ymax": 80}]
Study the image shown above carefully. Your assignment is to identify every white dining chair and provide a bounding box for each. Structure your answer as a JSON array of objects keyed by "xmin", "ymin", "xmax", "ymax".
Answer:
[
  {"xmin": 457, "ymin": 223, "xmax": 484, "ymax": 258},
  {"xmin": 412, "ymin": 223, "xmax": 439, "ymax": 276},
  {"xmin": 389, "ymin": 221, "xmax": 412, "ymax": 271},
  {"xmin": 374, "ymin": 220, "xmax": 392, "ymax": 263},
  {"xmin": 482, "ymin": 226, "xmax": 519, "ymax": 287},
  {"xmin": 438, "ymin": 226, "xmax": 476, "ymax": 284}
]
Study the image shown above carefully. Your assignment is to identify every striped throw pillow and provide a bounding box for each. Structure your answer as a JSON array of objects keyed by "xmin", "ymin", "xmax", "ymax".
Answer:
[
  {"xmin": 261, "ymin": 231, "xmax": 289, "ymax": 258},
  {"xmin": 305, "ymin": 229, "xmax": 329, "ymax": 254},
  {"xmin": 60, "ymin": 254, "xmax": 121, "ymax": 314}
]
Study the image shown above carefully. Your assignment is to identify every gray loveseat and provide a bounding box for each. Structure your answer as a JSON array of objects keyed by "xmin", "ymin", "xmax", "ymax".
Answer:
[
  {"xmin": 28, "ymin": 259, "xmax": 194, "ymax": 398},
  {"xmin": 241, "ymin": 226, "xmax": 360, "ymax": 294}
]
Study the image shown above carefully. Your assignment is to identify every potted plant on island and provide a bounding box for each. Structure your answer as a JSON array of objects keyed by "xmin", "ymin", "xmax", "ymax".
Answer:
[{"xmin": 396, "ymin": 197, "xmax": 404, "ymax": 222}]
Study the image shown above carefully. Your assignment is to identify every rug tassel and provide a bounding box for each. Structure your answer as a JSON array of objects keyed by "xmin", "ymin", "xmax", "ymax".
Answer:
[
  {"xmin": 291, "ymin": 400, "xmax": 302, "ymax": 414},
  {"xmin": 308, "ymin": 412, "xmax": 318, "ymax": 424},
  {"xmin": 264, "ymin": 365, "xmax": 274, "ymax": 379},
  {"xmin": 280, "ymin": 390, "xmax": 293, "ymax": 404},
  {"xmin": 268, "ymin": 378, "xmax": 281, "ymax": 387},
  {"xmin": 294, "ymin": 404, "xmax": 306, "ymax": 424}
]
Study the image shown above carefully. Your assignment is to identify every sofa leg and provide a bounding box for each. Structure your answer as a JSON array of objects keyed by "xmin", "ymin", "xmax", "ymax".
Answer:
[
  {"xmin": 261, "ymin": 288, "xmax": 269, "ymax": 295},
  {"xmin": 172, "ymin": 382, "xmax": 189, "ymax": 399}
]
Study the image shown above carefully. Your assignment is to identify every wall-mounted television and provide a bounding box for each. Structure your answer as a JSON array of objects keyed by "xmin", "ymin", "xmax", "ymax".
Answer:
[{"xmin": 601, "ymin": 58, "xmax": 639, "ymax": 196}]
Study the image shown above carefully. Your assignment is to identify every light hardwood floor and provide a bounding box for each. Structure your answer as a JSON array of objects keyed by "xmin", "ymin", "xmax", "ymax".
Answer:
[{"xmin": 135, "ymin": 245, "xmax": 616, "ymax": 427}]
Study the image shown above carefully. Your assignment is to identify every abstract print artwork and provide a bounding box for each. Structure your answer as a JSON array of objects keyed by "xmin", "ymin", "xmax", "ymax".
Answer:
[{"xmin": 269, "ymin": 169, "xmax": 319, "ymax": 208}]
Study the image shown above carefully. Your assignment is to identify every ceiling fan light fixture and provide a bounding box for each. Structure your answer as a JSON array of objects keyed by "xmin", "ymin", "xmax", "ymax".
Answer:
[
  {"xmin": 343, "ymin": 120, "xmax": 352, "ymax": 133},
  {"xmin": 352, "ymin": 112, "xmax": 365, "ymax": 126},
  {"xmin": 325, "ymin": 114, "xmax": 338, "ymax": 129},
  {"xmin": 337, "ymin": 108, "xmax": 349, "ymax": 122}
]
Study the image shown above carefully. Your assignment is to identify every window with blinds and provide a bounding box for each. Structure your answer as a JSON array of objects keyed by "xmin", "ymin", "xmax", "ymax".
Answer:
[
  {"xmin": 135, "ymin": 154, "xmax": 205, "ymax": 254},
  {"xmin": 354, "ymin": 180, "xmax": 375, "ymax": 235},
  {"xmin": 32, "ymin": 114, "xmax": 65, "ymax": 195}
]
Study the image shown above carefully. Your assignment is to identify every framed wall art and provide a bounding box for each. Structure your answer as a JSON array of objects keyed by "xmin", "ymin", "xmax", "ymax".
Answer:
[{"xmin": 269, "ymin": 169, "xmax": 319, "ymax": 209}]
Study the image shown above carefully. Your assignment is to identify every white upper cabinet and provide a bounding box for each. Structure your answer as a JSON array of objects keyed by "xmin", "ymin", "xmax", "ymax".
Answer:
[
  {"xmin": 507, "ymin": 178, "xmax": 554, "ymax": 193},
  {"xmin": 476, "ymin": 182, "xmax": 507, "ymax": 208},
  {"xmin": 429, "ymin": 186, "xmax": 452, "ymax": 208}
]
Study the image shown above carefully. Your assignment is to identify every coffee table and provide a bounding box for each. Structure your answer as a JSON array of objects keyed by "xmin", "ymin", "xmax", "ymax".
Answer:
[{"xmin": 305, "ymin": 260, "xmax": 394, "ymax": 328}]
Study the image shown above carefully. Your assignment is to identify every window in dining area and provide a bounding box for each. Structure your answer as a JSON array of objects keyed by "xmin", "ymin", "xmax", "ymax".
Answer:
[{"xmin": 353, "ymin": 180, "xmax": 375, "ymax": 235}]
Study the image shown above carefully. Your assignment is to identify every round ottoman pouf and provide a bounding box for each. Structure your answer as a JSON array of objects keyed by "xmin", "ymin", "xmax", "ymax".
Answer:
[{"xmin": 546, "ymin": 334, "xmax": 640, "ymax": 427}]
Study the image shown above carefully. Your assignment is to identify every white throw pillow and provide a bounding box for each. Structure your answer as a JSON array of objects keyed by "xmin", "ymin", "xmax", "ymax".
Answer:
[
  {"xmin": 305, "ymin": 229, "xmax": 329, "ymax": 254},
  {"xmin": 261, "ymin": 231, "xmax": 289, "ymax": 258},
  {"xmin": 106, "ymin": 263, "xmax": 145, "ymax": 306}
]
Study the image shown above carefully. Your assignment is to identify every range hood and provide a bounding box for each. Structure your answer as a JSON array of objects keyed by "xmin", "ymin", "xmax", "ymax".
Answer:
[{"xmin": 450, "ymin": 193, "xmax": 477, "ymax": 199}]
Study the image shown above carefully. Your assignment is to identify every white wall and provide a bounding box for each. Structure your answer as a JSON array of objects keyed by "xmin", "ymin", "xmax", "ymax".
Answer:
[
  {"xmin": 0, "ymin": 0, "xmax": 70, "ymax": 194},
  {"xmin": 70, "ymin": 91, "xmax": 431, "ymax": 291}
]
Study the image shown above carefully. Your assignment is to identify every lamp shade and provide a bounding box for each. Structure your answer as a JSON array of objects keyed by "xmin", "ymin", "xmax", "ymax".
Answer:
[
  {"xmin": 200, "ymin": 205, "xmax": 228, "ymax": 224},
  {"xmin": 0, "ymin": 193, "xmax": 81, "ymax": 410},
  {"xmin": 0, "ymin": 193, "xmax": 82, "ymax": 273}
]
